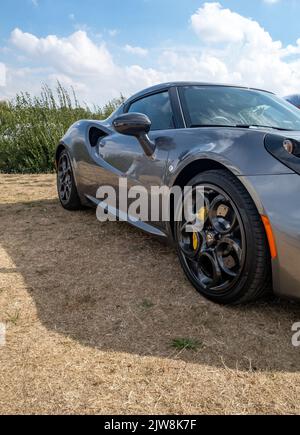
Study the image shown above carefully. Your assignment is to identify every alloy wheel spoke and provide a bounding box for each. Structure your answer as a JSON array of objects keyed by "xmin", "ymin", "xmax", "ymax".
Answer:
[
  {"xmin": 194, "ymin": 250, "xmax": 222, "ymax": 289},
  {"xmin": 60, "ymin": 185, "xmax": 66, "ymax": 200},
  {"xmin": 216, "ymin": 236, "xmax": 242, "ymax": 278},
  {"xmin": 179, "ymin": 222, "xmax": 204, "ymax": 259},
  {"xmin": 208, "ymin": 195, "xmax": 237, "ymax": 235}
]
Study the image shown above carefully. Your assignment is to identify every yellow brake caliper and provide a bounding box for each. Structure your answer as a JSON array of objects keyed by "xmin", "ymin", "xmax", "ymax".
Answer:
[
  {"xmin": 197, "ymin": 206, "xmax": 208, "ymax": 223},
  {"xmin": 192, "ymin": 206, "xmax": 208, "ymax": 251},
  {"xmin": 192, "ymin": 232, "xmax": 199, "ymax": 251}
]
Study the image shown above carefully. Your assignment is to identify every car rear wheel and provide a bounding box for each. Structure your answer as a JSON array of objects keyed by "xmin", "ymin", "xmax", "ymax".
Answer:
[
  {"xmin": 175, "ymin": 169, "xmax": 272, "ymax": 305},
  {"xmin": 57, "ymin": 150, "xmax": 82, "ymax": 211}
]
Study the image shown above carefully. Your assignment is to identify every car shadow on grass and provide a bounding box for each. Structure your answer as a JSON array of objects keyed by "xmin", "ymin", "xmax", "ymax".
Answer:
[{"xmin": 1, "ymin": 198, "xmax": 300, "ymax": 372}]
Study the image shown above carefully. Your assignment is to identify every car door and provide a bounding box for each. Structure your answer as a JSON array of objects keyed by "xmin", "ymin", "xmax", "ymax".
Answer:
[{"xmin": 96, "ymin": 90, "xmax": 178, "ymax": 227}]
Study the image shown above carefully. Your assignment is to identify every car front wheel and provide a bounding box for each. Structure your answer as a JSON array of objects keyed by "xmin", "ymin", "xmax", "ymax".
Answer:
[{"xmin": 175, "ymin": 169, "xmax": 272, "ymax": 305}]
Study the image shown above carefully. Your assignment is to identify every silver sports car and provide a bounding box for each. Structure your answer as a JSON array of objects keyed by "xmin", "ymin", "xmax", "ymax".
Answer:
[{"xmin": 56, "ymin": 82, "xmax": 300, "ymax": 305}]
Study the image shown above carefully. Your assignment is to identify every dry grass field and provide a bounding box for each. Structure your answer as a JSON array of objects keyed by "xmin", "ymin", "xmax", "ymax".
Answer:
[{"xmin": 0, "ymin": 174, "xmax": 300, "ymax": 415}]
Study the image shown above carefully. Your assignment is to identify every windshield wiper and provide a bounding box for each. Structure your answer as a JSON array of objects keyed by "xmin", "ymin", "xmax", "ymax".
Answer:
[
  {"xmin": 235, "ymin": 124, "xmax": 293, "ymax": 131},
  {"xmin": 190, "ymin": 124, "xmax": 293, "ymax": 131},
  {"xmin": 190, "ymin": 124, "xmax": 236, "ymax": 128}
]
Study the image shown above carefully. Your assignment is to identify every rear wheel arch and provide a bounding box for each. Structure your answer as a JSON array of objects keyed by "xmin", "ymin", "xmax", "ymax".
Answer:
[{"xmin": 55, "ymin": 144, "xmax": 66, "ymax": 167}]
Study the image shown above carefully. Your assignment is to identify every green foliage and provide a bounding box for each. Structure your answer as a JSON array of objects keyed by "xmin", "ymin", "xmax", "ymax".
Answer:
[
  {"xmin": 0, "ymin": 83, "xmax": 125, "ymax": 173},
  {"xmin": 171, "ymin": 338, "xmax": 202, "ymax": 351},
  {"xmin": 140, "ymin": 299, "xmax": 155, "ymax": 309}
]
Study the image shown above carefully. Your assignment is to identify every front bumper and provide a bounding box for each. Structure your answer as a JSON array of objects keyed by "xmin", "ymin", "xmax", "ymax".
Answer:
[{"xmin": 240, "ymin": 174, "xmax": 300, "ymax": 300}]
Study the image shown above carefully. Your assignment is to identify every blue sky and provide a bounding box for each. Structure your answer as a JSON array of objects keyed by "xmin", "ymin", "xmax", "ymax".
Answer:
[
  {"xmin": 1, "ymin": 0, "xmax": 299, "ymax": 46},
  {"xmin": 1, "ymin": 0, "xmax": 300, "ymax": 104}
]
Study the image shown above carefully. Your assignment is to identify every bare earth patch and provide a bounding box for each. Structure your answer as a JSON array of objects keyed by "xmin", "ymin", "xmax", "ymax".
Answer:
[{"xmin": 0, "ymin": 174, "xmax": 300, "ymax": 415}]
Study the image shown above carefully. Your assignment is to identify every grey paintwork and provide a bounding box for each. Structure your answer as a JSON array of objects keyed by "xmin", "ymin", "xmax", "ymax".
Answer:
[
  {"xmin": 240, "ymin": 173, "xmax": 300, "ymax": 299},
  {"xmin": 57, "ymin": 82, "xmax": 300, "ymax": 300}
]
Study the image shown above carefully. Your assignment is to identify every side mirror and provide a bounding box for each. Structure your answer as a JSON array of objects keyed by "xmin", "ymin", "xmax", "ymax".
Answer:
[{"xmin": 113, "ymin": 113, "xmax": 156, "ymax": 157}]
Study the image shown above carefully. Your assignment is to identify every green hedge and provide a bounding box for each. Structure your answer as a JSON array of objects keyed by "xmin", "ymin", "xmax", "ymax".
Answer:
[{"xmin": 0, "ymin": 83, "xmax": 125, "ymax": 173}]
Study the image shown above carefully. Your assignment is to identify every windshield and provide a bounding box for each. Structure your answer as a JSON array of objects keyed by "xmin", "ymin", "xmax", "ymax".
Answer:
[{"xmin": 181, "ymin": 86, "xmax": 300, "ymax": 131}]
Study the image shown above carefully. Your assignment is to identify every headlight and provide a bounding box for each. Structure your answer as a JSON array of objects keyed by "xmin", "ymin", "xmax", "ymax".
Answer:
[
  {"xmin": 282, "ymin": 139, "xmax": 300, "ymax": 156},
  {"xmin": 265, "ymin": 134, "xmax": 300, "ymax": 174},
  {"xmin": 283, "ymin": 139, "xmax": 295, "ymax": 154}
]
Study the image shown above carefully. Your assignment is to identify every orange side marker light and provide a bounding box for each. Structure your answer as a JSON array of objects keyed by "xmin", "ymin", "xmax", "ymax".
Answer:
[{"xmin": 261, "ymin": 215, "xmax": 277, "ymax": 259}]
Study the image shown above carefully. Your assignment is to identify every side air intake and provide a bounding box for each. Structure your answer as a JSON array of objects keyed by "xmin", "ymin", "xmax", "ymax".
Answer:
[{"xmin": 89, "ymin": 127, "xmax": 108, "ymax": 148}]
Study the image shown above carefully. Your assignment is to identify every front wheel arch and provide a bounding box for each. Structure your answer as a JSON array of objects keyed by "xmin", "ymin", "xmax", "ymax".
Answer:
[
  {"xmin": 169, "ymin": 160, "xmax": 235, "ymax": 239},
  {"xmin": 172, "ymin": 159, "xmax": 229, "ymax": 189},
  {"xmin": 169, "ymin": 159, "xmax": 265, "ymax": 238}
]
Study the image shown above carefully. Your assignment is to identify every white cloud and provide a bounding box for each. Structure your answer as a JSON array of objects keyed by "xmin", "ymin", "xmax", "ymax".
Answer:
[
  {"xmin": 185, "ymin": 2, "xmax": 300, "ymax": 95},
  {"xmin": 6, "ymin": 28, "xmax": 164, "ymax": 104},
  {"xmin": 191, "ymin": 2, "xmax": 280, "ymax": 47},
  {"xmin": 0, "ymin": 63, "xmax": 6, "ymax": 87},
  {"xmin": 124, "ymin": 44, "xmax": 148, "ymax": 56},
  {"xmin": 263, "ymin": 0, "xmax": 280, "ymax": 4},
  {"xmin": 10, "ymin": 28, "xmax": 115, "ymax": 76},
  {"xmin": 3, "ymin": 3, "xmax": 300, "ymax": 105}
]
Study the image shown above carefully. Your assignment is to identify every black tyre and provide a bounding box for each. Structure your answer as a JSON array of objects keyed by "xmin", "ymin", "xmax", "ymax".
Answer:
[
  {"xmin": 175, "ymin": 169, "xmax": 272, "ymax": 305},
  {"xmin": 57, "ymin": 150, "xmax": 83, "ymax": 211}
]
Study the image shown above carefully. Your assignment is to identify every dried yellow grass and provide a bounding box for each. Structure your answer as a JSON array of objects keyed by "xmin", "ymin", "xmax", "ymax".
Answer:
[{"xmin": 0, "ymin": 174, "xmax": 300, "ymax": 415}]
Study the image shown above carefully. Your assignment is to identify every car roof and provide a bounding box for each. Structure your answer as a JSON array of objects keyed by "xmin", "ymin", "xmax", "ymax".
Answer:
[
  {"xmin": 285, "ymin": 94, "xmax": 300, "ymax": 104},
  {"xmin": 126, "ymin": 81, "xmax": 273, "ymax": 103}
]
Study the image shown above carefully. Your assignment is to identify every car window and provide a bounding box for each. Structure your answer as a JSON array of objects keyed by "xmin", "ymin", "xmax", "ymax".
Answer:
[{"xmin": 128, "ymin": 92, "xmax": 174, "ymax": 131}]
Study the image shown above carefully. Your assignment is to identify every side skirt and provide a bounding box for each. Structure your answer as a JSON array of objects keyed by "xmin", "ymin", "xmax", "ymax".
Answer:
[{"xmin": 85, "ymin": 194, "xmax": 168, "ymax": 239}]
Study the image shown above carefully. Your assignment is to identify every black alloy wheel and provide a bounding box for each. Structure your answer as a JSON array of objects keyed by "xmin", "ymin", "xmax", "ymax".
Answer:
[
  {"xmin": 175, "ymin": 170, "xmax": 272, "ymax": 305},
  {"xmin": 57, "ymin": 150, "xmax": 82, "ymax": 210}
]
